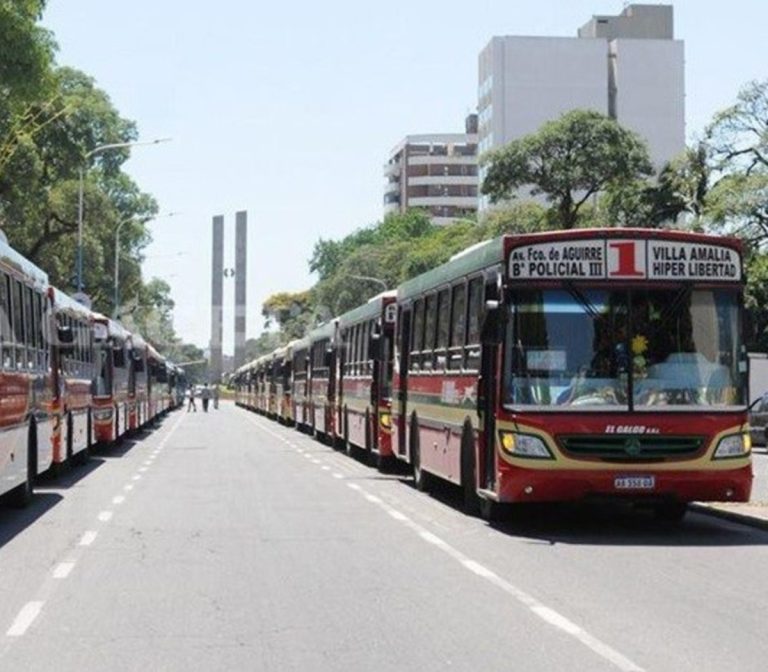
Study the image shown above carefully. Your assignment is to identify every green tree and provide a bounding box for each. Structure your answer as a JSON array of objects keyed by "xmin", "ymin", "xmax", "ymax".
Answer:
[
  {"xmin": 1, "ymin": 66, "xmax": 156, "ymax": 312},
  {"xmin": 262, "ymin": 290, "xmax": 314, "ymax": 340},
  {"xmin": 481, "ymin": 109, "xmax": 653, "ymax": 229}
]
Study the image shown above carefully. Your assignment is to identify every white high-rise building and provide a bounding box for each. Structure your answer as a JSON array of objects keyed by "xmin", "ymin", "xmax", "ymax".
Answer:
[{"xmin": 477, "ymin": 4, "xmax": 684, "ymax": 210}]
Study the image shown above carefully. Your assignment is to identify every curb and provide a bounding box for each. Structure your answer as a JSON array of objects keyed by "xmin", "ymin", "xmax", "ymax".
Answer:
[{"xmin": 690, "ymin": 503, "xmax": 768, "ymax": 531}]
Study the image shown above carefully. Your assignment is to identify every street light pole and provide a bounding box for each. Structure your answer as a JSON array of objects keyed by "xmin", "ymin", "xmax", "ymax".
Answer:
[
  {"xmin": 113, "ymin": 212, "xmax": 178, "ymax": 318},
  {"xmin": 77, "ymin": 137, "xmax": 171, "ymax": 296}
]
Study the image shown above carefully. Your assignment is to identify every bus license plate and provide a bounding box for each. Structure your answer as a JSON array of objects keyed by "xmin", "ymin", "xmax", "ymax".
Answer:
[{"xmin": 614, "ymin": 475, "xmax": 655, "ymax": 490}]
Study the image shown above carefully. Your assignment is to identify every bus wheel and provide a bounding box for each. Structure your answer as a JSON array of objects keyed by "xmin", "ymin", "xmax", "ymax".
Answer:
[
  {"xmin": 479, "ymin": 497, "xmax": 502, "ymax": 522},
  {"xmin": 9, "ymin": 423, "xmax": 36, "ymax": 508},
  {"xmin": 461, "ymin": 431, "xmax": 480, "ymax": 517},
  {"xmin": 654, "ymin": 501, "xmax": 687, "ymax": 523},
  {"xmin": 411, "ymin": 419, "xmax": 430, "ymax": 492}
]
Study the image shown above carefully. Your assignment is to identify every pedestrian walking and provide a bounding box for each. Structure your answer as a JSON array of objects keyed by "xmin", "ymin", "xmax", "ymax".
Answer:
[
  {"xmin": 213, "ymin": 385, "xmax": 220, "ymax": 410},
  {"xmin": 187, "ymin": 386, "xmax": 197, "ymax": 413},
  {"xmin": 201, "ymin": 383, "xmax": 211, "ymax": 412}
]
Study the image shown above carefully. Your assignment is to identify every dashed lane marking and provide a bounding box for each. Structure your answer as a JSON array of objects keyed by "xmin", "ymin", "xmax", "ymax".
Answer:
[
  {"xmin": 52, "ymin": 563, "xmax": 75, "ymax": 579},
  {"xmin": 6, "ymin": 602, "xmax": 44, "ymax": 637}
]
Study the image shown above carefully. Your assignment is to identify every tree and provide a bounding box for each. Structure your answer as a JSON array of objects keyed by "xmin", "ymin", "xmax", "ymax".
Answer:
[
  {"xmin": 261, "ymin": 290, "xmax": 314, "ymax": 340},
  {"xmin": 707, "ymin": 79, "xmax": 768, "ymax": 175},
  {"xmin": 1, "ymin": 66, "xmax": 156, "ymax": 313},
  {"xmin": 481, "ymin": 109, "xmax": 653, "ymax": 229}
]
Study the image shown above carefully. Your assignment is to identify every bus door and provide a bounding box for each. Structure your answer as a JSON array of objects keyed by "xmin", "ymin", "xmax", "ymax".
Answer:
[
  {"xmin": 478, "ymin": 277, "xmax": 502, "ymax": 491},
  {"xmin": 396, "ymin": 306, "xmax": 411, "ymax": 457}
]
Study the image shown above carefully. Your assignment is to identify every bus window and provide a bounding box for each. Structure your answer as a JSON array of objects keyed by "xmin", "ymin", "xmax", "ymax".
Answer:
[
  {"xmin": 361, "ymin": 321, "xmax": 370, "ymax": 375},
  {"xmin": 466, "ymin": 277, "xmax": 483, "ymax": 370},
  {"xmin": 33, "ymin": 292, "xmax": 44, "ymax": 370},
  {"xmin": 0, "ymin": 274, "xmax": 9, "ymax": 369},
  {"xmin": 410, "ymin": 299, "xmax": 424, "ymax": 372},
  {"xmin": 423, "ymin": 293, "xmax": 437, "ymax": 371},
  {"xmin": 435, "ymin": 289, "xmax": 450, "ymax": 370},
  {"xmin": 12, "ymin": 280, "xmax": 25, "ymax": 369},
  {"xmin": 448, "ymin": 283, "xmax": 466, "ymax": 370}
]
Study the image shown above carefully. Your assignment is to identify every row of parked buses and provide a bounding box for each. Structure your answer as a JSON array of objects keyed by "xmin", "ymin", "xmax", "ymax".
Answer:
[
  {"xmin": 0, "ymin": 235, "xmax": 185, "ymax": 508},
  {"xmin": 235, "ymin": 228, "xmax": 754, "ymax": 521}
]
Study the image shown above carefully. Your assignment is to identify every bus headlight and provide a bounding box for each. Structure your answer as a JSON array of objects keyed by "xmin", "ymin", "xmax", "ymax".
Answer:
[
  {"xmin": 379, "ymin": 412, "xmax": 392, "ymax": 430},
  {"xmin": 498, "ymin": 431, "xmax": 553, "ymax": 459},
  {"xmin": 713, "ymin": 433, "xmax": 751, "ymax": 459}
]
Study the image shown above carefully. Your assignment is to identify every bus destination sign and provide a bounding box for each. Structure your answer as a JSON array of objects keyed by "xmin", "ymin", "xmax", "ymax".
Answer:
[{"xmin": 508, "ymin": 239, "xmax": 742, "ymax": 282}]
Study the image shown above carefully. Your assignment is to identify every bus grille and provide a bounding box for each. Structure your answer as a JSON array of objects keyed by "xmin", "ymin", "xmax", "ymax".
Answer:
[{"xmin": 557, "ymin": 435, "xmax": 705, "ymax": 462}]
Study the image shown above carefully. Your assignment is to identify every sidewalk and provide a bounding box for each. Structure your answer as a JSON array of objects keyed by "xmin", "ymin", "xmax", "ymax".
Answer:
[{"xmin": 693, "ymin": 448, "xmax": 768, "ymax": 529}]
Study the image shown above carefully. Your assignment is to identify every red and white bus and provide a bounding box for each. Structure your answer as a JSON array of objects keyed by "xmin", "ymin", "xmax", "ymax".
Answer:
[
  {"xmin": 392, "ymin": 229, "xmax": 751, "ymax": 520},
  {"xmin": 91, "ymin": 314, "xmax": 132, "ymax": 444},
  {"xmin": 336, "ymin": 291, "xmax": 397, "ymax": 468},
  {"xmin": 0, "ymin": 239, "xmax": 54, "ymax": 505},
  {"xmin": 290, "ymin": 337, "xmax": 312, "ymax": 432},
  {"xmin": 128, "ymin": 333, "xmax": 149, "ymax": 430},
  {"xmin": 49, "ymin": 287, "xmax": 96, "ymax": 468},
  {"xmin": 308, "ymin": 321, "xmax": 337, "ymax": 440}
]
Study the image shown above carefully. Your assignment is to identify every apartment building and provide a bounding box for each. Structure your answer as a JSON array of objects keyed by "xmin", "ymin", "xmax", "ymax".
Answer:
[{"xmin": 383, "ymin": 114, "xmax": 478, "ymax": 226}]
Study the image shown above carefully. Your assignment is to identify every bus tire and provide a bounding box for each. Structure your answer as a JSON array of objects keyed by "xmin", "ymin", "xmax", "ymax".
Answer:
[
  {"xmin": 479, "ymin": 497, "xmax": 502, "ymax": 522},
  {"xmin": 461, "ymin": 428, "xmax": 480, "ymax": 517},
  {"xmin": 411, "ymin": 416, "xmax": 430, "ymax": 492},
  {"xmin": 9, "ymin": 423, "xmax": 36, "ymax": 508}
]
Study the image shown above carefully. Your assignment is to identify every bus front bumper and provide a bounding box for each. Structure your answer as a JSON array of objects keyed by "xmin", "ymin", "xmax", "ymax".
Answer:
[{"xmin": 495, "ymin": 464, "xmax": 753, "ymax": 505}]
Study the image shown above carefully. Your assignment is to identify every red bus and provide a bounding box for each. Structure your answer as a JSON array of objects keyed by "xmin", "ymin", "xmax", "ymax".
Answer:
[
  {"xmin": 336, "ymin": 291, "xmax": 397, "ymax": 468},
  {"xmin": 290, "ymin": 337, "xmax": 312, "ymax": 432},
  {"xmin": 128, "ymin": 334, "xmax": 149, "ymax": 430},
  {"xmin": 308, "ymin": 321, "xmax": 337, "ymax": 440},
  {"xmin": 0, "ymin": 239, "xmax": 54, "ymax": 505},
  {"xmin": 49, "ymin": 288, "xmax": 96, "ymax": 468},
  {"xmin": 392, "ymin": 229, "xmax": 751, "ymax": 521},
  {"xmin": 91, "ymin": 314, "xmax": 132, "ymax": 444}
]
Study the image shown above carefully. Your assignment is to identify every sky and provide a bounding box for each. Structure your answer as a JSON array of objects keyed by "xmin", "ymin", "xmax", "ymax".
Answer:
[{"xmin": 41, "ymin": 0, "xmax": 768, "ymax": 353}]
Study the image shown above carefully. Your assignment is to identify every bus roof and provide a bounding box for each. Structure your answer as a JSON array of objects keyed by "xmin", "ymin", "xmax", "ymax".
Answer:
[
  {"xmin": 51, "ymin": 287, "xmax": 95, "ymax": 321},
  {"xmin": 337, "ymin": 290, "xmax": 396, "ymax": 327},
  {"xmin": 0, "ymin": 237, "xmax": 49, "ymax": 290},
  {"xmin": 397, "ymin": 236, "xmax": 504, "ymax": 300}
]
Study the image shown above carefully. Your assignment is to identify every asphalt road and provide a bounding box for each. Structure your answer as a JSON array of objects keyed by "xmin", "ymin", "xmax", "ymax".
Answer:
[{"xmin": 1, "ymin": 402, "xmax": 767, "ymax": 672}]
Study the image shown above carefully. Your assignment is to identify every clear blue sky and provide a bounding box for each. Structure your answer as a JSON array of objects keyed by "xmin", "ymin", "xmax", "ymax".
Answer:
[{"xmin": 42, "ymin": 0, "xmax": 768, "ymax": 352}]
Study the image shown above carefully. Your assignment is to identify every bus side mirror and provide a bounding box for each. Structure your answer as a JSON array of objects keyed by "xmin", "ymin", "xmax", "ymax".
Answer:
[
  {"xmin": 57, "ymin": 325, "xmax": 75, "ymax": 355},
  {"xmin": 480, "ymin": 300, "xmax": 503, "ymax": 345}
]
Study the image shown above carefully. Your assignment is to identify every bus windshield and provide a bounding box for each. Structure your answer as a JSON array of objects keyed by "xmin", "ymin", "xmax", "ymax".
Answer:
[{"xmin": 504, "ymin": 287, "xmax": 744, "ymax": 410}]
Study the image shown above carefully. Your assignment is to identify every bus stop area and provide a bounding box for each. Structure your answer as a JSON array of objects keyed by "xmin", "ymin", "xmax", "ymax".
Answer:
[{"xmin": 694, "ymin": 448, "xmax": 768, "ymax": 528}]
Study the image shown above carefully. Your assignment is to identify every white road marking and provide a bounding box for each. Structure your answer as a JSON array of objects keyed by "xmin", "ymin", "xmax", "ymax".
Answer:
[
  {"xmin": 387, "ymin": 509, "xmax": 409, "ymax": 522},
  {"xmin": 124, "ymin": 484, "xmax": 134, "ymax": 491},
  {"xmin": 112, "ymin": 495, "xmax": 126, "ymax": 505},
  {"xmin": 79, "ymin": 531, "xmax": 98, "ymax": 546},
  {"xmin": 132, "ymin": 475, "xmax": 142, "ymax": 481},
  {"xmin": 333, "ymin": 473, "xmax": 343, "ymax": 479},
  {"xmin": 53, "ymin": 562, "xmax": 75, "ymax": 579},
  {"xmin": 321, "ymin": 465, "xmax": 331, "ymax": 471},
  {"xmin": 6, "ymin": 602, "xmax": 44, "ymax": 637},
  {"xmin": 138, "ymin": 467, "xmax": 149, "ymax": 473},
  {"xmin": 350, "ymin": 479, "xmax": 644, "ymax": 672},
  {"xmin": 98, "ymin": 511, "xmax": 113, "ymax": 522}
]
